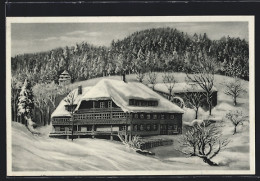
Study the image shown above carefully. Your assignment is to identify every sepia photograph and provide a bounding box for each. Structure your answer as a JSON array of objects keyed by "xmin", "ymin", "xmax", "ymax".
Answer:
[{"xmin": 6, "ymin": 16, "xmax": 255, "ymax": 176}]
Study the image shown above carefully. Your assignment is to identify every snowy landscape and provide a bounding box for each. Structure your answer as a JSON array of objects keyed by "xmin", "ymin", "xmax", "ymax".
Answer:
[
  {"xmin": 8, "ymin": 19, "xmax": 253, "ymax": 174},
  {"xmin": 12, "ymin": 73, "xmax": 250, "ymax": 172}
]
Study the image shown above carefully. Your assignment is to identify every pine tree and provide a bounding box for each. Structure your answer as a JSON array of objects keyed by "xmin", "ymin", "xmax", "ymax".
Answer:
[{"xmin": 17, "ymin": 79, "xmax": 35, "ymax": 127}]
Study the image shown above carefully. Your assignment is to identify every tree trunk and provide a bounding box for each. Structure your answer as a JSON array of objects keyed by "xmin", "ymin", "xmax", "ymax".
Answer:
[
  {"xmin": 47, "ymin": 107, "xmax": 50, "ymax": 125},
  {"xmin": 233, "ymin": 96, "xmax": 237, "ymax": 106},
  {"xmin": 202, "ymin": 157, "xmax": 218, "ymax": 166},
  {"xmin": 233, "ymin": 125, "xmax": 237, "ymax": 135},
  {"xmin": 43, "ymin": 112, "xmax": 46, "ymax": 126},
  {"xmin": 71, "ymin": 114, "xmax": 74, "ymax": 141},
  {"xmin": 209, "ymin": 103, "xmax": 212, "ymax": 115},
  {"xmin": 195, "ymin": 107, "xmax": 199, "ymax": 119},
  {"xmin": 40, "ymin": 111, "xmax": 43, "ymax": 124}
]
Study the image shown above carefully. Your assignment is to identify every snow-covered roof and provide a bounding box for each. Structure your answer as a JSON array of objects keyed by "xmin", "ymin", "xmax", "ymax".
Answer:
[
  {"xmin": 60, "ymin": 70, "xmax": 70, "ymax": 75},
  {"xmin": 51, "ymin": 86, "xmax": 93, "ymax": 118},
  {"xmin": 52, "ymin": 79, "xmax": 184, "ymax": 118},
  {"xmin": 75, "ymin": 79, "xmax": 184, "ymax": 113},
  {"xmin": 149, "ymin": 82, "xmax": 217, "ymax": 94}
]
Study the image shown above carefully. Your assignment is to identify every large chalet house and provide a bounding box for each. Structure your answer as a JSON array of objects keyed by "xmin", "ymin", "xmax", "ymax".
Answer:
[
  {"xmin": 149, "ymin": 82, "xmax": 218, "ymax": 109},
  {"xmin": 51, "ymin": 79, "xmax": 184, "ymax": 141}
]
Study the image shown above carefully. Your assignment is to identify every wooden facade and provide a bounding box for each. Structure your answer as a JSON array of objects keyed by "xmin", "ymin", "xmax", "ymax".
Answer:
[{"xmin": 51, "ymin": 99, "xmax": 183, "ymax": 138}]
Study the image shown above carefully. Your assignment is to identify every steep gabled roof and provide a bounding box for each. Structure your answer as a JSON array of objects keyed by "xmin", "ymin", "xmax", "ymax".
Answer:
[
  {"xmin": 60, "ymin": 70, "xmax": 70, "ymax": 75},
  {"xmin": 51, "ymin": 79, "xmax": 185, "ymax": 118},
  {"xmin": 51, "ymin": 86, "xmax": 92, "ymax": 118},
  {"xmin": 75, "ymin": 79, "xmax": 184, "ymax": 113}
]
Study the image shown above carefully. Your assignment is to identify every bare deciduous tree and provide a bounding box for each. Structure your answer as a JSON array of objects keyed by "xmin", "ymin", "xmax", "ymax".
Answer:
[
  {"xmin": 184, "ymin": 91, "xmax": 203, "ymax": 119},
  {"xmin": 223, "ymin": 78, "xmax": 246, "ymax": 106},
  {"xmin": 136, "ymin": 71, "xmax": 145, "ymax": 83},
  {"xmin": 225, "ymin": 110, "xmax": 248, "ymax": 135},
  {"xmin": 146, "ymin": 71, "xmax": 157, "ymax": 90},
  {"xmin": 64, "ymin": 90, "xmax": 76, "ymax": 141},
  {"xmin": 186, "ymin": 56, "xmax": 216, "ymax": 115},
  {"xmin": 33, "ymin": 83, "xmax": 49, "ymax": 125},
  {"xmin": 162, "ymin": 72, "xmax": 176, "ymax": 101},
  {"xmin": 177, "ymin": 123, "xmax": 229, "ymax": 166}
]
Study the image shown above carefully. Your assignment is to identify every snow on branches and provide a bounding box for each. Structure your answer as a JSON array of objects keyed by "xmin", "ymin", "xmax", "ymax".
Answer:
[
  {"xmin": 17, "ymin": 79, "xmax": 35, "ymax": 127},
  {"xmin": 177, "ymin": 122, "xmax": 229, "ymax": 166}
]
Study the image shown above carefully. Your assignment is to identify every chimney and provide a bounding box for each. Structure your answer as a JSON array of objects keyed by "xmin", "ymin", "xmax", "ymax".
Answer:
[{"xmin": 78, "ymin": 85, "xmax": 82, "ymax": 95}]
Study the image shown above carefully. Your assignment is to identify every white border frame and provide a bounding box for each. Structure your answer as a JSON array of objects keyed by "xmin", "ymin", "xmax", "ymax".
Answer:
[{"xmin": 6, "ymin": 16, "xmax": 255, "ymax": 176}]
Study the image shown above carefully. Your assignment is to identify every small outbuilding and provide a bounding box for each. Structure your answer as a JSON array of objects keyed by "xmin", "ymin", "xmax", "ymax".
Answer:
[
  {"xmin": 150, "ymin": 82, "xmax": 218, "ymax": 109},
  {"xmin": 58, "ymin": 70, "xmax": 71, "ymax": 85}
]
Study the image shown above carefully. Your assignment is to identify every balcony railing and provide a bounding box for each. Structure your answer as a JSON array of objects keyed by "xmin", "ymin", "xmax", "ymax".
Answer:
[
  {"xmin": 50, "ymin": 130, "xmax": 122, "ymax": 135},
  {"xmin": 76, "ymin": 107, "xmax": 123, "ymax": 113}
]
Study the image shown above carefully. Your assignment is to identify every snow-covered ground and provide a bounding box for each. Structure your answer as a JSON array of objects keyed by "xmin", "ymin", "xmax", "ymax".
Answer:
[
  {"xmin": 12, "ymin": 121, "xmax": 248, "ymax": 172},
  {"xmin": 11, "ymin": 73, "xmax": 251, "ymax": 172}
]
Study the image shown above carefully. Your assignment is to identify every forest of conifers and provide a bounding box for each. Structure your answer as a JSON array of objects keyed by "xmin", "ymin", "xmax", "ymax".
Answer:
[
  {"xmin": 11, "ymin": 27, "xmax": 249, "ymax": 126},
  {"xmin": 12, "ymin": 27, "xmax": 249, "ymax": 85}
]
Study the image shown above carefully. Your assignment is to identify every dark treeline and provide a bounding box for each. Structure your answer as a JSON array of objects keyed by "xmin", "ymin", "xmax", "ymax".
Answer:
[{"xmin": 12, "ymin": 27, "xmax": 249, "ymax": 85}]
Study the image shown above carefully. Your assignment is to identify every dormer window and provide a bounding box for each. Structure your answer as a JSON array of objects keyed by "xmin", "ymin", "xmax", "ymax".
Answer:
[{"xmin": 129, "ymin": 99, "xmax": 158, "ymax": 107}]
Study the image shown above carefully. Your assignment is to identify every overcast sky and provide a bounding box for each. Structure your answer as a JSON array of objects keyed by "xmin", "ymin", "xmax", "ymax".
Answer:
[{"xmin": 11, "ymin": 22, "xmax": 248, "ymax": 56}]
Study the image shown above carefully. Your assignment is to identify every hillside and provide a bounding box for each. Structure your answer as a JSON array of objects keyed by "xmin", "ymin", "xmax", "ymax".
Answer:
[
  {"xmin": 11, "ymin": 73, "xmax": 250, "ymax": 172},
  {"xmin": 11, "ymin": 27, "xmax": 249, "ymax": 87}
]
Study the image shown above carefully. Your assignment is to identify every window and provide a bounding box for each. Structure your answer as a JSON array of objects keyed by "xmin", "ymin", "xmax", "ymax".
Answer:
[
  {"xmin": 95, "ymin": 113, "xmax": 111, "ymax": 119},
  {"xmin": 128, "ymin": 99, "xmax": 158, "ymax": 107},
  {"xmin": 140, "ymin": 114, "xmax": 144, "ymax": 119},
  {"xmin": 100, "ymin": 102, "xmax": 105, "ymax": 108},
  {"xmin": 138, "ymin": 101, "xmax": 142, "ymax": 106},
  {"xmin": 173, "ymin": 124, "xmax": 178, "ymax": 131},
  {"xmin": 153, "ymin": 124, "xmax": 158, "ymax": 131},
  {"xmin": 168, "ymin": 125, "xmax": 173, "ymax": 130},
  {"xmin": 141, "ymin": 101, "xmax": 147, "ymax": 106},
  {"xmin": 108, "ymin": 101, "xmax": 112, "ymax": 108},
  {"xmin": 134, "ymin": 114, "xmax": 138, "ymax": 119},
  {"xmin": 170, "ymin": 114, "xmax": 175, "ymax": 119},
  {"xmin": 153, "ymin": 114, "xmax": 157, "ymax": 119},
  {"xmin": 55, "ymin": 126, "xmax": 60, "ymax": 131},
  {"xmin": 140, "ymin": 124, "xmax": 144, "ymax": 131},
  {"xmin": 148, "ymin": 101, "xmax": 152, "ymax": 106},
  {"xmin": 146, "ymin": 124, "xmax": 151, "ymax": 131},
  {"xmin": 133, "ymin": 124, "xmax": 138, "ymax": 131},
  {"xmin": 147, "ymin": 114, "xmax": 151, "ymax": 119},
  {"xmin": 112, "ymin": 112, "xmax": 126, "ymax": 118},
  {"xmin": 161, "ymin": 114, "xmax": 165, "ymax": 119}
]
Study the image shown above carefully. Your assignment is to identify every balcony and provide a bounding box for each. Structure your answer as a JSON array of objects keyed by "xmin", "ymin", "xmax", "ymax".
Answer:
[{"xmin": 76, "ymin": 107, "xmax": 123, "ymax": 113}]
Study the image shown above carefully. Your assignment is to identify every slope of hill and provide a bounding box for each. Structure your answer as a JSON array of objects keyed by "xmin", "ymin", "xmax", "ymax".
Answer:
[
  {"xmin": 11, "ymin": 73, "xmax": 250, "ymax": 172},
  {"xmin": 11, "ymin": 27, "xmax": 249, "ymax": 87}
]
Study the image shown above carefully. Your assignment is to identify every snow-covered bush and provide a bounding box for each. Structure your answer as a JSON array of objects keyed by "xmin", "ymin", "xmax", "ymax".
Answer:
[
  {"xmin": 177, "ymin": 123, "xmax": 229, "ymax": 166},
  {"xmin": 225, "ymin": 110, "xmax": 248, "ymax": 135},
  {"xmin": 128, "ymin": 135, "xmax": 142, "ymax": 149}
]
